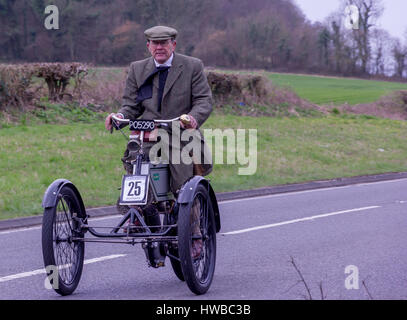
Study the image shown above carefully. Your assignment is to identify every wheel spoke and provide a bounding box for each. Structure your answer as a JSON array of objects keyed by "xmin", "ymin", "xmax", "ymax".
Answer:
[
  {"xmin": 60, "ymin": 197, "xmax": 73, "ymax": 232},
  {"xmin": 189, "ymin": 192, "xmax": 214, "ymax": 284},
  {"xmin": 51, "ymin": 193, "xmax": 82, "ymax": 286}
]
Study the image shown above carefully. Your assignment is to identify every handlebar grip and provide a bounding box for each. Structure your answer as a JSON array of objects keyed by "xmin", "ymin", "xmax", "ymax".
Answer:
[
  {"xmin": 112, "ymin": 114, "xmax": 128, "ymax": 123},
  {"xmin": 180, "ymin": 114, "xmax": 191, "ymax": 125}
]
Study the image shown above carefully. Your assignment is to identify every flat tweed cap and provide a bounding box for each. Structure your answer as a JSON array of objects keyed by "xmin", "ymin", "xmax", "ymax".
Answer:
[{"xmin": 144, "ymin": 26, "xmax": 178, "ymax": 41}]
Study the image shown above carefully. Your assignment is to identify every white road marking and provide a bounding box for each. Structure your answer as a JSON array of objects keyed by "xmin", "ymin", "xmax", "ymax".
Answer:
[
  {"xmin": 82, "ymin": 254, "xmax": 126, "ymax": 264},
  {"xmin": 0, "ymin": 226, "xmax": 42, "ymax": 235},
  {"xmin": 88, "ymin": 215, "xmax": 120, "ymax": 222},
  {"xmin": 0, "ymin": 254, "xmax": 127, "ymax": 283},
  {"xmin": 355, "ymin": 178, "xmax": 407, "ymax": 187},
  {"xmin": 222, "ymin": 206, "xmax": 381, "ymax": 235},
  {"xmin": 0, "ymin": 215, "xmax": 121, "ymax": 235},
  {"xmin": 218, "ymin": 187, "xmax": 351, "ymax": 204}
]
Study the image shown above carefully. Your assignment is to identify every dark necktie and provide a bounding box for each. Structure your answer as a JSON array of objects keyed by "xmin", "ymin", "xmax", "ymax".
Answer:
[
  {"xmin": 136, "ymin": 65, "xmax": 170, "ymax": 112},
  {"xmin": 157, "ymin": 66, "xmax": 169, "ymax": 112}
]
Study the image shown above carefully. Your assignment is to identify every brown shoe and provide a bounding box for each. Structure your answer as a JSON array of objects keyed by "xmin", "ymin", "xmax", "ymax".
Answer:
[
  {"xmin": 123, "ymin": 220, "xmax": 140, "ymax": 233},
  {"xmin": 192, "ymin": 239, "xmax": 203, "ymax": 259}
]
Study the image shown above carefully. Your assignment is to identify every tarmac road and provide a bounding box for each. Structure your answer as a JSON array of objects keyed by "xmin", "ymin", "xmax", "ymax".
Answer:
[{"xmin": 1, "ymin": 177, "xmax": 407, "ymax": 300}]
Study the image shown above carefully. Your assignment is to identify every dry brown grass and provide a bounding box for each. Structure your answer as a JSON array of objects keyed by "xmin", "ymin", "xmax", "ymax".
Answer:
[
  {"xmin": 0, "ymin": 64, "xmax": 36, "ymax": 108},
  {"xmin": 332, "ymin": 90, "xmax": 407, "ymax": 120},
  {"xmin": 0, "ymin": 63, "xmax": 88, "ymax": 109},
  {"xmin": 73, "ymin": 69, "xmax": 320, "ymax": 116},
  {"xmin": 79, "ymin": 68, "xmax": 127, "ymax": 111},
  {"xmin": 2, "ymin": 64, "xmax": 406, "ymax": 122},
  {"xmin": 205, "ymin": 70, "xmax": 323, "ymax": 116},
  {"xmin": 35, "ymin": 62, "xmax": 88, "ymax": 101}
]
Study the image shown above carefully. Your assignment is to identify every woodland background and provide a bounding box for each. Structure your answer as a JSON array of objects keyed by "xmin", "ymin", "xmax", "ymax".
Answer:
[{"xmin": 1, "ymin": 0, "xmax": 406, "ymax": 79}]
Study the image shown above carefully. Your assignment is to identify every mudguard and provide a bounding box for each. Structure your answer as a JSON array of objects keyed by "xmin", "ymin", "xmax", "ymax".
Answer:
[
  {"xmin": 177, "ymin": 176, "xmax": 221, "ymax": 233},
  {"xmin": 42, "ymin": 179, "xmax": 86, "ymax": 216}
]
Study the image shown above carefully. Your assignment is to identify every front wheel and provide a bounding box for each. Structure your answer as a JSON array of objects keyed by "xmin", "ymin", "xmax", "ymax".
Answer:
[
  {"xmin": 178, "ymin": 184, "xmax": 216, "ymax": 295},
  {"xmin": 42, "ymin": 185, "xmax": 85, "ymax": 296}
]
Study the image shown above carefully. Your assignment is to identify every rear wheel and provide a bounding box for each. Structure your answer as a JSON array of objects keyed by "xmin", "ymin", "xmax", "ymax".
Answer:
[
  {"xmin": 178, "ymin": 184, "xmax": 216, "ymax": 295},
  {"xmin": 164, "ymin": 208, "xmax": 185, "ymax": 281},
  {"xmin": 168, "ymin": 247, "xmax": 185, "ymax": 281},
  {"xmin": 42, "ymin": 185, "xmax": 85, "ymax": 296}
]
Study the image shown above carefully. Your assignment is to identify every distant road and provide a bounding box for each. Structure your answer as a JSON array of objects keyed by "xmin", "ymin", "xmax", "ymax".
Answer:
[{"xmin": 1, "ymin": 178, "xmax": 407, "ymax": 299}]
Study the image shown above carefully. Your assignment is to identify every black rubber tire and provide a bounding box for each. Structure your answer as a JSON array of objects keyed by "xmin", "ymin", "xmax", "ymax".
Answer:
[
  {"xmin": 164, "ymin": 209, "xmax": 185, "ymax": 281},
  {"xmin": 42, "ymin": 185, "xmax": 85, "ymax": 296},
  {"xmin": 178, "ymin": 184, "xmax": 216, "ymax": 295},
  {"xmin": 169, "ymin": 249, "xmax": 185, "ymax": 282}
]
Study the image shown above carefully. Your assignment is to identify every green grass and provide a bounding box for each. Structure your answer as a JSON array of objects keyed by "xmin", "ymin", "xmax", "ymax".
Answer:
[
  {"xmin": 2, "ymin": 114, "xmax": 407, "ymax": 220},
  {"xmin": 0, "ymin": 122, "xmax": 124, "ymax": 220},
  {"xmin": 266, "ymin": 72, "xmax": 407, "ymax": 105},
  {"xmin": 204, "ymin": 115, "xmax": 407, "ymax": 192},
  {"xmin": 88, "ymin": 67, "xmax": 407, "ymax": 107},
  {"xmin": 0, "ymin": 102, "xmax": 106, "ymax": 128}
]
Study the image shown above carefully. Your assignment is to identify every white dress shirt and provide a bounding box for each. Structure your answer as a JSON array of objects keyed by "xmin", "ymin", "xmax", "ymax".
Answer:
[{"xmin": 154, "ymin": 53, "xmax": 174, "ymax": 68}]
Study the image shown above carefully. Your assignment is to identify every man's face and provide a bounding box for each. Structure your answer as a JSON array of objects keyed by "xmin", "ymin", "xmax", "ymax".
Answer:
[{"xmin": 147, "ymin": 39, "xmax": 176, "ymax": 64}]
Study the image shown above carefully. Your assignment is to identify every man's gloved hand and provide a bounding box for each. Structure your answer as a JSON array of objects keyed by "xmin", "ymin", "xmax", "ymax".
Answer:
[
  {"xmin": 180, "ymin": 114, "xmax": 197, "ymax": 129},
  {"xmin": 105, "ymin": 113, "xmax": 123, "ymax": 132}
]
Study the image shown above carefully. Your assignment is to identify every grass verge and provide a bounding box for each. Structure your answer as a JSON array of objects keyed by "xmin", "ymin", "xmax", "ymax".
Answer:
[{"xmin": 1, "ymin": 114, "xmax": 407, "ymax": 220}]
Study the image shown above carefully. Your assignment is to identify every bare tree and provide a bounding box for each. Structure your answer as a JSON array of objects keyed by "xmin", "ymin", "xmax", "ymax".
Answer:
[
  {"xmin": 343, "ymin": 0, "xmax": 384, "ymax": 74},
  {"xmin": 324, "ymin": 11, "xmax": 359, "ymax": 75},
  {"xmin": 318, "ymin": 26, "xmax": 331, "ymax": 68},
  {"xmin": 392, "ymin": 39, "xmax": 407, "ymax": 78},
  {"xmin": 370, "ymin": 28, "xmax": 391, "ymax": 75},
  {"xmin": 324, "ymin": 12, "xmax": 346, "ymax": 73}
]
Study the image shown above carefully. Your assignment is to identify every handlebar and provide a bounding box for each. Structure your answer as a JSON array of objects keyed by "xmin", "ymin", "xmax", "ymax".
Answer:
[
  {"xmin": 111, "ymin": 114, "xmax": 193, "ymax": 133},
  {"xmin": 111, "ymin": 114, "xmax": 182, "ymax": 124},
  {"xmin": 110, "ymin": 114, "xmax": 194, "ymax": 140}
]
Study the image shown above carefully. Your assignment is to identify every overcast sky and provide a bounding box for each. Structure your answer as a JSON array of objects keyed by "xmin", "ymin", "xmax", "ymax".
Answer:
[{"xmin": 294, "ymin": 0, "xmax": 407, "ymax": 41}]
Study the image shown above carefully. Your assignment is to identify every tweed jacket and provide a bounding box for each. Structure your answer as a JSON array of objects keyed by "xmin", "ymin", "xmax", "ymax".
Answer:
[
  {"xmin": 118, "ymin": 52, "xmax": 213, "ymax": 190},
  {"xmin": 118, "ymin": 52, "xmax": 213, "ymax": 128}
]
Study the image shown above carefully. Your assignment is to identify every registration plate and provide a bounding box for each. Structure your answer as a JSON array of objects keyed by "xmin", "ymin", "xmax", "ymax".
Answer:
[
  {"xmin": 129, "ymin": 120, "xmax": 155, "ymax": 131},
  {"xmin": 120, "ymin": 175, "xmax": 149, "ymax": 205}
]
